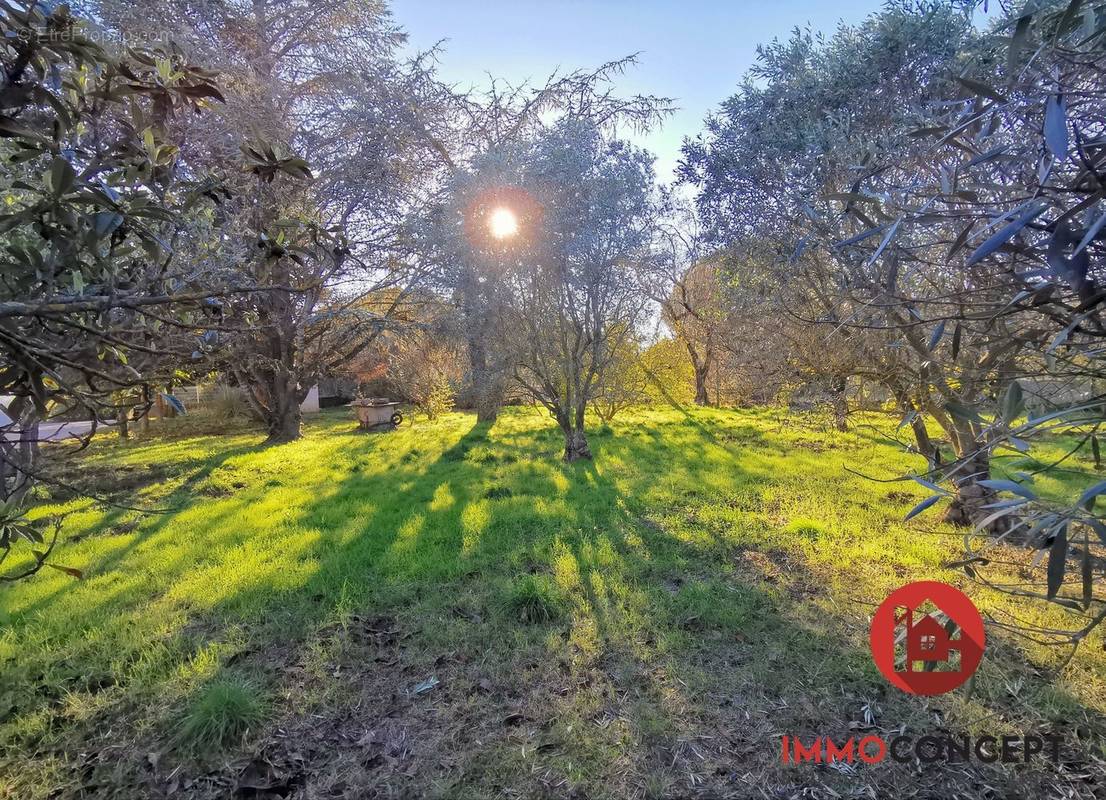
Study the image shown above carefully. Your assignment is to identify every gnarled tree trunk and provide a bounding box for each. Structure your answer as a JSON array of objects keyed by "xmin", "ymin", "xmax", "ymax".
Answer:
[
  {"xmin": 563, "ymin": 427, "xmax": 592, "ymax": 461},
  {"xmin": 234, "ymin": 362, "xmax": 305, "ymax": 445},
  {"xmin": 940, "ymin": 420, "xmax": 1012, "ymax": 534},
  {"xmin": 554, "ymin": 403, "xmax": 593, "ymax": 462},
  {"xmin": 468, "ymin": 331, "xmax": 504, "ymax": 423},
  {"xmin": 943, "ymin": 448, "xmax": 1007, "ymax": 531},
  {"xmin": 0, "ymin": 398, "xmax": 38, "ymax": 504}
]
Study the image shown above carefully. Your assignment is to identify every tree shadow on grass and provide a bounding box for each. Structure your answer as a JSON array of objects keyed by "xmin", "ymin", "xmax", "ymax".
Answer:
[
  {"xmin": 11, "ymin": 440, "xmax": 270, "ymax": 623},
  {"xmin": 9, "ymin": 410, "xmax": 1106, "ymax": 800},
  {"xmin": 183, "ymin": 414, "xmax": 1106, "ymax": 797},
  {"xmin": 517, "ymin": 447, "xmax": 1106, "ymax": 799}
]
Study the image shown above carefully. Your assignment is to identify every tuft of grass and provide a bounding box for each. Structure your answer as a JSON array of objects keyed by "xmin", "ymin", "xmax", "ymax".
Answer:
[
  {"xmin": 465, "ymin": 445, "xmax": 499, "ymax": 464},
  {"xmin": 783, "ymin": 516, "xmax": 827, "ymax": 539},
  {"xmin": 178, "ymin": 675, "xmax": 266, "ymax": 751},
  {"xmin": 501, "ymin": 575, "xmax": 567, "ymax": 624}
]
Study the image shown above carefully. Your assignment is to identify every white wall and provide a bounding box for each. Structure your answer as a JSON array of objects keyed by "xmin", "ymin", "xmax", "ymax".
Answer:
[{"xmin": 300, "ymin": 385, "xmax": 320, "ymax": 414}]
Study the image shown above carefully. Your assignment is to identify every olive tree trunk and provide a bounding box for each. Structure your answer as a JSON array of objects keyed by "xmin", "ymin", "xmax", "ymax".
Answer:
[
  {"xmin": 0, "ymin": 398, "xmax": 38, "ymax": 504},
  {"xmin": 557, "ymin": 405, "xmax": 592, "ymax": 462},
  {"xmin": 891, "ymin": 387, "xmax": 938, "ymax": 468},
  {"xmin": 943, "ymin": 449, "xmax": 1006, "ymax": 530},
  {"xmin": 940, "ymin": 420, "xmax": 1012, "ymax": 534},
  {"xmin": 830, "ymin": 376, "xmax": 848, "ymax": 432}
]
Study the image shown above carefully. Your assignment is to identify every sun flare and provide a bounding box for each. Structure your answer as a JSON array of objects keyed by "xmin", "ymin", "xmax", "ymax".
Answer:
[{"xmin": 488, "ymin": 206, "xmax": 519, "ymax": 239}]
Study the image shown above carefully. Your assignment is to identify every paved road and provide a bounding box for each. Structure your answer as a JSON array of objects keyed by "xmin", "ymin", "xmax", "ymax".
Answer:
[{"xmin": 3, "ymin": 419, "xmax": 115, "ymax": 443}]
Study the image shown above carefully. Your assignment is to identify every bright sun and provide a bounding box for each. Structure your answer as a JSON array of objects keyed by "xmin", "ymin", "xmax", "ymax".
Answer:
[{"xmin": 488, "ymin": 206, "xmax": 518, "ymax": 239}]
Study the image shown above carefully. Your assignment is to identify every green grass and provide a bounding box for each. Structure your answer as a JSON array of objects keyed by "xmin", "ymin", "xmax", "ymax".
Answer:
[
  {"xmin": 501, "ymin": 574, "xmax": 568, "ymax": 624},
  {"xmin": 0, "ymin": 405, "xmax": 1104, "ymax": 798},
  {"xmin": 178, "ymin": 675, "xmax": 266, "ymax": 752}
]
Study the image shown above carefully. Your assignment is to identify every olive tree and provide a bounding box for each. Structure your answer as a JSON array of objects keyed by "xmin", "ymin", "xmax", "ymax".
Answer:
[
  {"xmin": 680, "ymin": 2, "xmax": 993, "ymax": 490},
  {"xmin": 646, "ymin": 205, "xmax": 733, "ymax": 406},
  {"xmin": 814, "ymin": 0, "xmax": 1106, "ymax": 648},
  {"xmin": 405, "ymin": 57, "xmax": 672, "ymax": 423},
  {"xmin": 687, "ymin": 0, "xmax": 1106, "ymax": 648},
  {"xmin": 505, "ymin": 119, "xmax": 656, "ymax": 460}
]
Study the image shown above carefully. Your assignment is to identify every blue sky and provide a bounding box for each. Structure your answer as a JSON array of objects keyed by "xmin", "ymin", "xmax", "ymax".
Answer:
[{"xmin": 388, "ymin": 1, "xmax": 893, "ymax": 182}]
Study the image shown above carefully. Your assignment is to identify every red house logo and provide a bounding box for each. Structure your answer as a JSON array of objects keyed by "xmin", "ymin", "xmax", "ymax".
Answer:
[{"xmin": 870, "ymin": 581, "xmax": 985, "ymax": 696}]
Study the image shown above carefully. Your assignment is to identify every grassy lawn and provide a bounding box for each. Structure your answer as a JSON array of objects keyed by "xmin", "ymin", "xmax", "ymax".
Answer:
[{"xmin": 1, "ymin": 405, "xmax": 1104, "ymax": 798}]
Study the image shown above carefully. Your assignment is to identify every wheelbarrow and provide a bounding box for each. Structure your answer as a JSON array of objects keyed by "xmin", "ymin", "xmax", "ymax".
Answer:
[{"xmin": 350, "ymin": 398, "xmax": 403, "ymax": 431}]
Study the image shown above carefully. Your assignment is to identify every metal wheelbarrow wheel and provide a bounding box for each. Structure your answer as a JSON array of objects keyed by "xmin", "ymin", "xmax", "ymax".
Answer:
[{"xmin": 390, "ymin": 411, "xmax": 403, "ymax": 427}]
